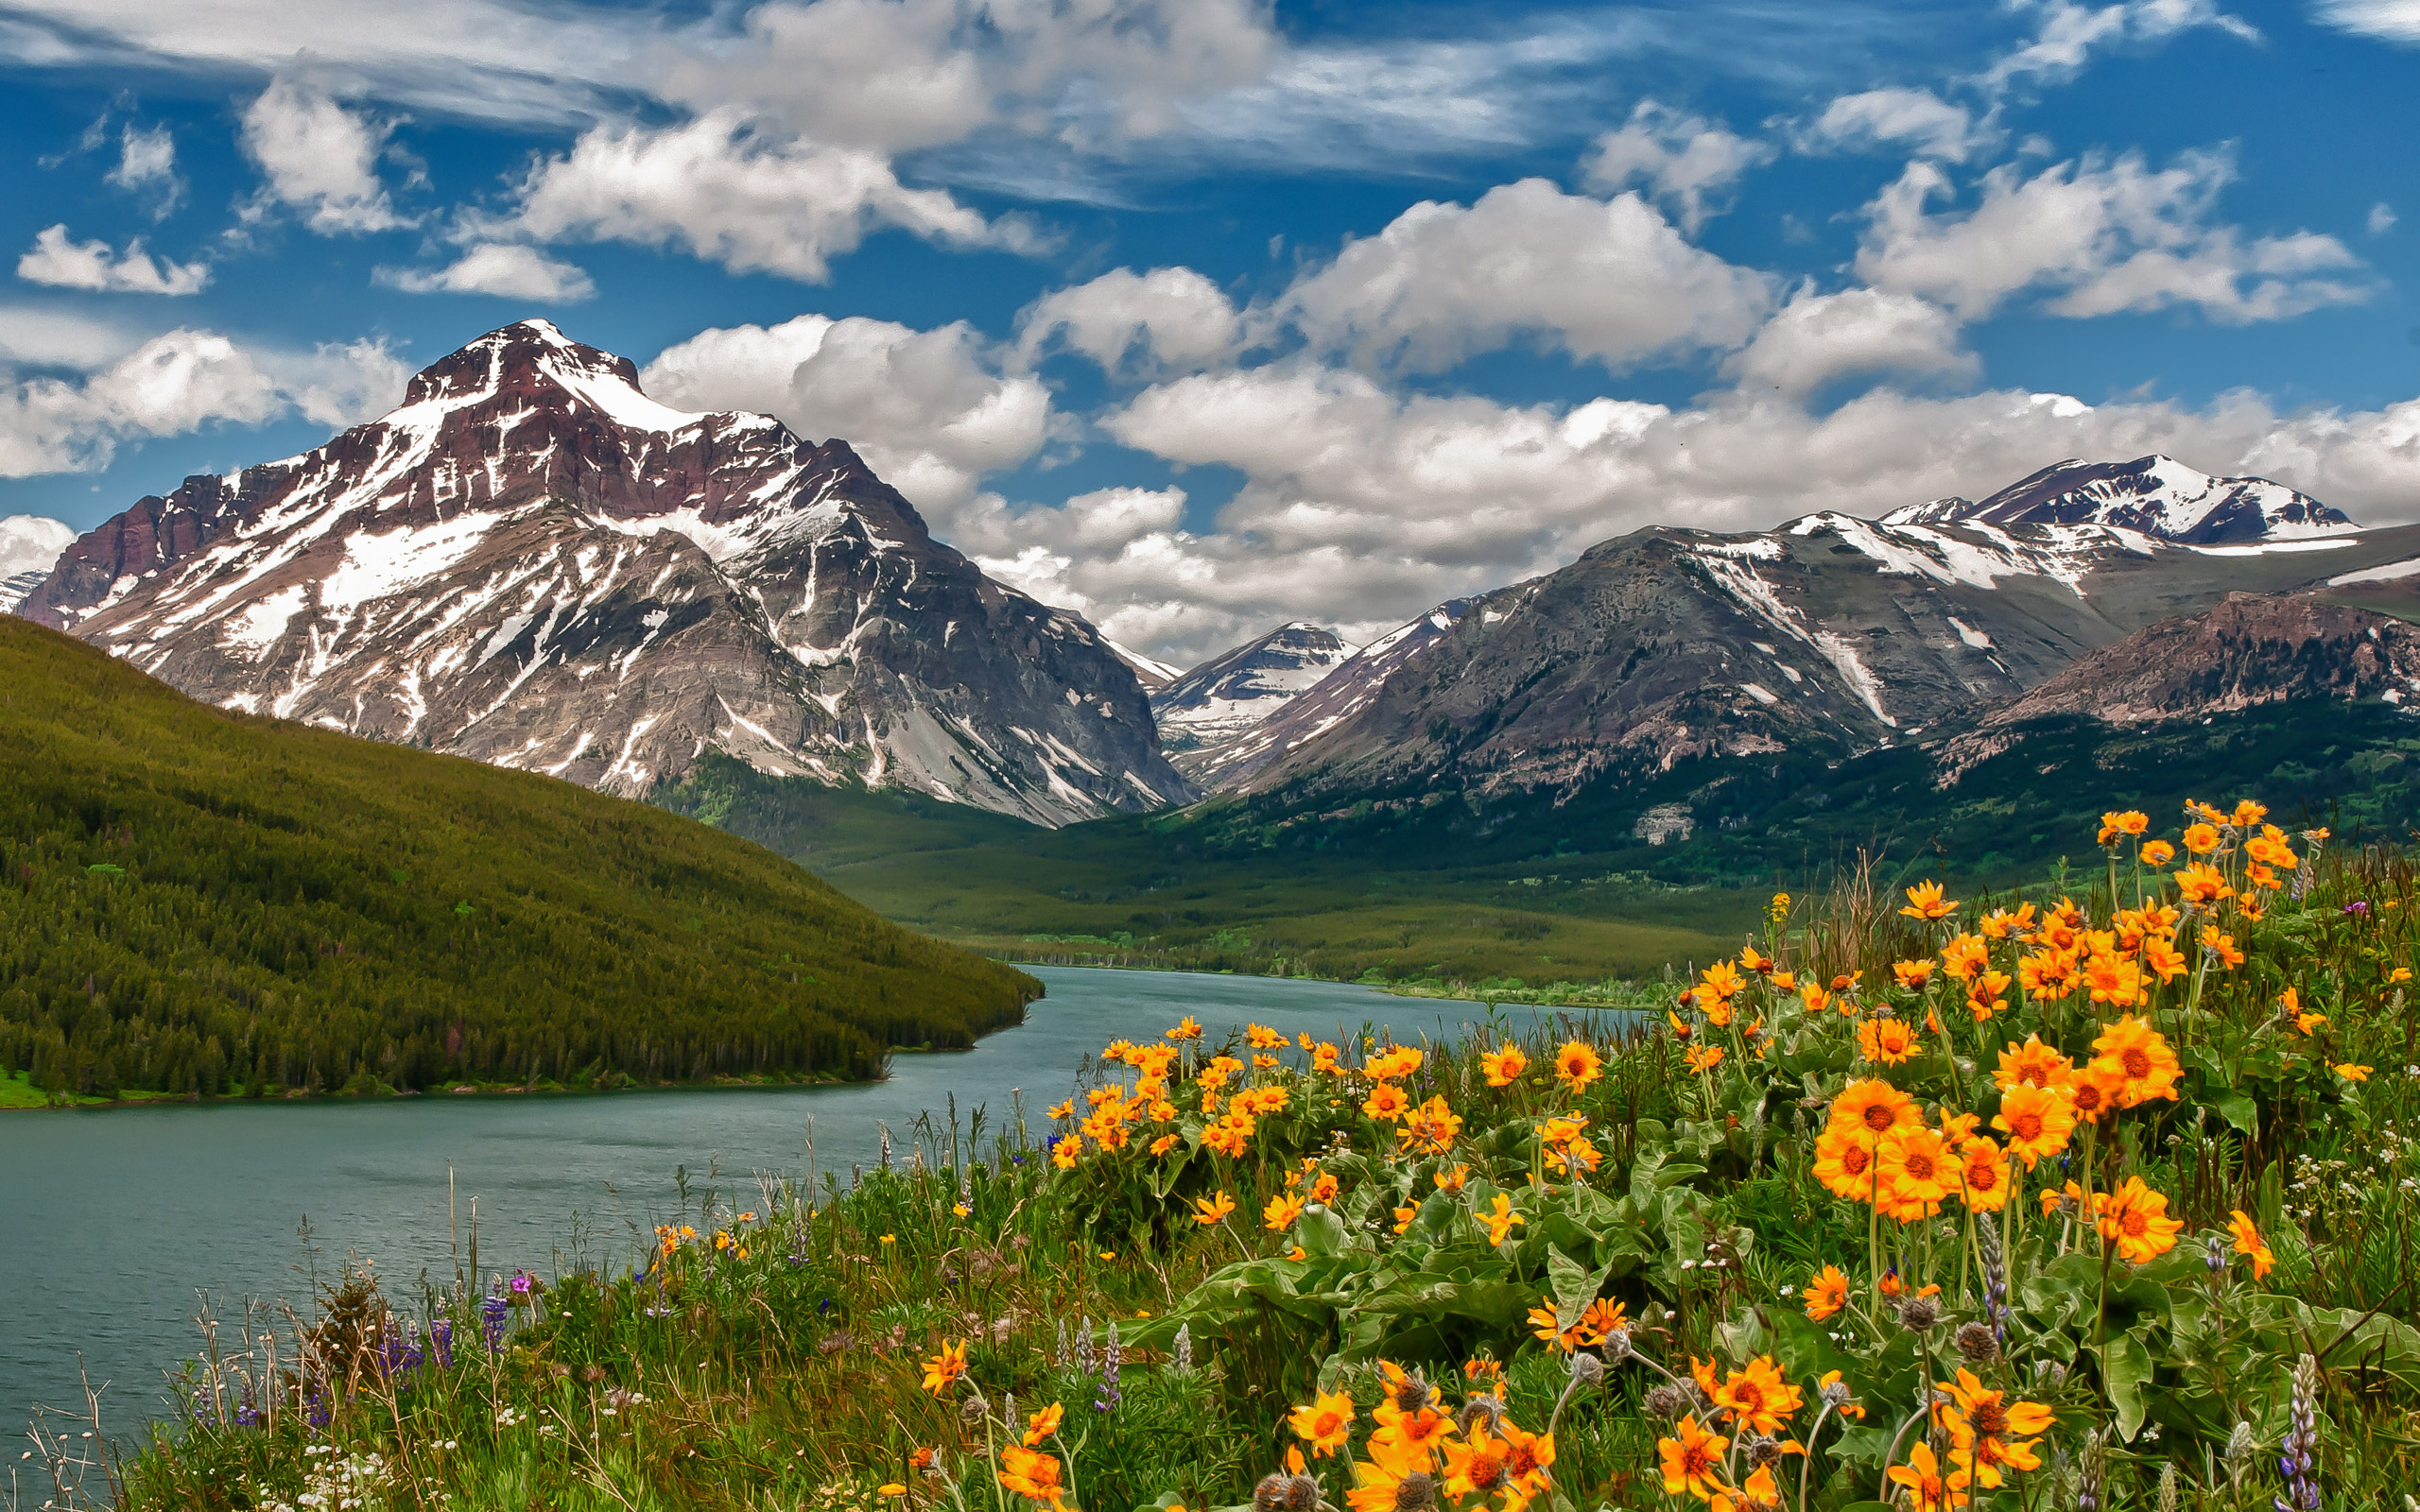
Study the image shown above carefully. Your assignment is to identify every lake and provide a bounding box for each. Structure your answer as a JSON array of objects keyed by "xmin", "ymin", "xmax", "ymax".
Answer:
[{"xmin": 0, "ymin": 967, "xmax": 1586, "ymax": 1438}]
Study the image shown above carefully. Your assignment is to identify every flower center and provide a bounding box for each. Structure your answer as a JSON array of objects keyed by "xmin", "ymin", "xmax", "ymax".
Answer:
[
  {"xmin": 1862, "ymin": 1104, "xmax": 1896, "ymax": 1132},
  {"xmin": 2120, "ymin": 1047, "xmax": 2152, "ymax": 1078}
]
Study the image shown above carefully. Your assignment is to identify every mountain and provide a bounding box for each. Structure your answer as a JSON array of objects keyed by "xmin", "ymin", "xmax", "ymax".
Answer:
[
  {"xmin": 1104, "ymin": 637, "xmax": 1183, "ymax": 692},
  {"xmin": 1181, "ymin": 603, "xmax": 1472, "ymax": 789},
  {"xmin": 1881, "ymin": 455, "xmax": 2355, "ymax": 542},
  {"xmin": 0, "ymin": 615, "xmax": 1036, "ymax": 1099},
  {"xmin": 1153, "ymin": 622, "xmax": 1356, "ymax": 779},
  {"xmin": 0, "ymin": 514, "xmax": 73, "ymax": 610},
  {"xmin": 1938, "ymin": 593, "xmax": 2420, "ymax": 782},
  {"xmin": 1220, "ymin": 456, "xmax": 2420, "ymax": 808},
  {"xmin": 17, "ymin": 320, "xmax": 1193, "ymax": 827}
]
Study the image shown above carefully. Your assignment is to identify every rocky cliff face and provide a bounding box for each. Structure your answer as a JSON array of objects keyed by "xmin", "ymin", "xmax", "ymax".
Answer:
[
  {"xmin": 1936, "ymin": 593, "xmax": 2420, "ymax": 782},
  {"xmin": 1153, "ymin": 622, "xmax": 1355, "ymax": 780},
  {"xmin": 19, "ymin": 320, "xmax": 1194, "ymax": 825},
  {"xmin": 1227, "ymin": 459, "xmax": 2420, "ymax": 807}
]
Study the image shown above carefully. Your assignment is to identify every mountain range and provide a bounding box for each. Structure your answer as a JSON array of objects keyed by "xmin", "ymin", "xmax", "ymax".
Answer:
[{"xmin": 12, "ymin": 319, "xmax": 2418, "ymax": 847}]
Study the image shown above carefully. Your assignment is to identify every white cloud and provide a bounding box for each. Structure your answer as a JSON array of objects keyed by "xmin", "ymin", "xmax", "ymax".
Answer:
[
  {"xmin": 0, "ymin": 328, "xmax": 406, "ymax": 477},
  {"xmin": 2313, "ymin": 0, "xmax": 2420, "ymax": 42},
  {"xmin": 376, "ymin": 244, "xmax": 596, "ymax": 301},
  {"xmin": 1796, "ymin": 87, "xmax": 1993, "ymax": 163},
  {"xmin": 1857, "ymin": 151, "xmax": 2368, "ymax": 323},
  {"xmin": 1067, "ymin": 359, "xmax": 2420, "ymax": 662},
  {"xmin": 240, "ymin": 74, "xmax": 414, "ymax": 234},
  {"xmin": 489, "ymin": 112, "xmax": 1013, "ymax": 284},
  {"xmin": 1725, "ymin": 286, "xmax": 1977, "ymax": 397},
  {"xmin": 104, "ymin": 123, "xmax": 183, "ymax": 217},
  {"xmin": 0, "ymin": 514, "xmax": 78, "ymax": 580},
  {"xmin": 1014, "ymin": 267, "xmax": 1243, "ymax": 374},
  {"xmin": 1282, "ymin": 179, "xmax": 1775, "ymax": 375},
  {"xmin": 662, "ymin": 0, "xmax": 1275, "ymax": 157},
  {"xmin": 0, "ymin": 330, "xmax": 282, "ymax": 477},
  {"xmin": 1580, "ymin": 100, "xmax": 1774, "ymax": 232},
  {"xmin": 2370, "ymin": 201, "xmax": 2398, "ymax": 235},
  {"xmin": 16, "ymin": 224, "xmax": 210, "ymax": 295},
  {"xmin": 0, "ymin": 305, "xmax": 144, "ymax": 369},
  {"xmin": 1980, "ymin": 0, "xmax": 2259, "ymax": 92},
  {"xmin": 641, "ymin": 314, "xmax": 1052, "ymax": 521}
]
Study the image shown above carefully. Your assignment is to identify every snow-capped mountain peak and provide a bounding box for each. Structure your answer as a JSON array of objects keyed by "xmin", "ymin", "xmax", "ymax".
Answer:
[
  {"xmin": 1880, "ymin": 455, "xmax": 2355, "ymax": 543},
  {"xmin": 16, "ymin": 322, "xmax": 1192, "ymax": 825},
  {"xmin": 1154, "ymin": 622, "xmax": 1357, "ymax": 759}
]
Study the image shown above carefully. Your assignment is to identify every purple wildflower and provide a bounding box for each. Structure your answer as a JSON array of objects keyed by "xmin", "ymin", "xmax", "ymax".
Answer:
[
  {"xmin": 483, "ymin": 1285, "xmax": 510, "ymax": 1351},
  {"xmin": 430, "ymin": 1318, "xmax": 454, "ymax": 1369}
]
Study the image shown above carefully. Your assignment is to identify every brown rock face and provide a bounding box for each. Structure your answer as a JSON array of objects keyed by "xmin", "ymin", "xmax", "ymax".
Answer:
[
  {"xmin": 19, "ymin": 320, "xmax": 1194, "ymax": 825},
  {"xmin": 1936, "ymin": 593, "xmax": 2420, "ymax": 782}
]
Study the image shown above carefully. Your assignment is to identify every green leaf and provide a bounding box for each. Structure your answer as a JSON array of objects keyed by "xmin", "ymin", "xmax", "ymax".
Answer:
[
  {"xmin": 2209, "ymin": 1089, "xmax": 2257, "ymax": 1136},
  {"xmin": 2104, "ymin": 1331, "xmax": 2154, "ymax": 1443},
  {"xmin": 1547, "ymin": 1246, "xmax": 1614, "ymax": 1332}
]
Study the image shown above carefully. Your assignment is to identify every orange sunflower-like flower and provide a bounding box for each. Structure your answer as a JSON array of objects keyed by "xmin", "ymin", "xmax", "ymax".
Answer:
[
  {"xmin": 1876, "ymin": 1125, "xmax": 1958, "ymax": 1222},
  {"xmin": 2178, "ymin": 864, "xmax": 2236, "ymax": 911},
  {"xmin": 1191, "ymin": 1190, "xmax": 1237, "ymax": 1227},
  {"xmin": 2335, "ymin": 1062, "xmax": 2374, "ymax": 1082},
  {"xmin": 1812, "ymin": 1124, "xmax": 1880, "ymax": 1203},
  {"xmin": 1554, "ymin": 1040, "xmax": 1603, "ymax": 1091},
  {"xmin": 2017, "ymin": 947, "xmax": 2080, "ymax": 998},
  {"xmin": 1955, "ymin": 1136, "xmax": 2013, "ymax": 1212},
  {"xmin": 1900, "ymin": 881, "xmax": 1957, "ymax": 920},
  {"xmin": 1288, "ymin": 1389, "xmax": 1356, "ymax": 1457},
  {"xmin": 1362, "ymin": 1082, "xmax": 1410, "ymax": 1123},
  {"xmin": 2099, "ymin": 810, "xmax": 2151, "ymax": 844},
  {"xmin": 1993, "ymin": 1036, "xmax": 2068, "ymax": 1092},
  {"xmin": 2095, "ymin": 1176, "xmax": 2184, "ymax": 1263},
  {"xmin": 1246, "ymin": 1022, "xmax": 1290, "ymax": 1049},
  {"xmin": 2091, "ymin": 1013, "xmax": 2183, "ymax": 1107},
  {"xmin": 1440, "ymin": 1433, "xmax": 1515, "ymax": 1505},
  {"xmin": 1165, "ymin": 1017, "xmax": 1203, "ymax": 1042},
  {"xmin": 2063, "ymin": 1062, "xmax": 2125, "ymax": 1125},
  {"xmin": 997, "ymin": 1444, "xmax": 1066, "ymax": 1508},
  {"xmin": 1021, "ymin": 1401, "xmax": 1065, "ymax": 1446},
  {"xmin": 1939, "ymin": 934, "xmax": 1989, "ymax": 981},
  {"xmin": 1893, "ymin": 957, "xmax": 1937, "ymax": 991},
  {"xmin": 2081, "ymin": 951, "xmax": 2146, "ymax": 1008},
  {"xmin": 1658, "ymin": 1415, "xmax": 1730, "ymax": 1502},
  {"xmin": 1264, "ymin": 1193, "xmax": 1307, "ymax": 1231},
  {"xmin": 1480, "ymin": 1042, "xmax": 1528, "ymax": 1087},
  {"xmin": 1710, "ymin": 1356, "xmax": 1802, "ymax": 1437},
  {"xmin": 2140, "ymin": 839, "xmax": 2176, "ymax": 866},
  {"xmin": 2228, "ymin": 1209, "xmax": 2276, "ymax": 1280},
  {"xmin": 1827, "ymin": 1077, "xmax": 1920, "ymax": 1140},
  {"xmin": 1398, "ymin": 1095, "xmax": 1463, "ymax": 1155},
  {"xmin": 1527, "ymin": 1303, "xmax": 1586, "ymax": 1353},
  {"xmin": 1480, "ymin": 1193, "xmax": 1526, "ymax": 1246},
  {"xmin": 1685, "ymin": 1043, "xmax": 1726, "ymax": 1074},
  {"xmin": 1858, "ymin": 1016, "xmax": 1922, "ymax": 1066},
  {"xmin": 1963, "ymin": 970, "xmax": 2013, "ymax": 1022},
  {"xmin": 921, "ymin": 1339, "xmax": 969, "ymax": 1396},
  {"xmin": 1935, "ymin": 1369, "xmax": 2052, "ymax": 1488},
  {"xmin": 2182, "ymin": 822, "xmax": 2223, "ymax": 856},
  {"xmin": 1700, "ymin": 959, "xmax": 1745, "ymax": 1004},
  {"xmin": 1803, "ymin": 1263, "xmax": 1850, "ymax": 1321},
  {"xmin": 1886, "ymin": 1443, "xmax": 1970, "ymax": 1512},
  {"xmin": 1495, "ymin": 1418, "xmax": 1555, "ymax": 1500},
  {"xmin": 1050, "ymin": 1134, "xmax": 1083, "ymax": 1170}
]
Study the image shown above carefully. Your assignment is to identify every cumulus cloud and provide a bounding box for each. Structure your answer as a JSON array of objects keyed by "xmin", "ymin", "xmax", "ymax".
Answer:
[
  {"xmin": 1014, "ymin": 267, "xmax": 1244, "ymax": 374},
  {"xmin": 376, "ymin": 244, "xmax": 595, "ymax": 301},
  {"xmin": 240, "ymin": 74, "xmax": 415, "ymax": 234},
  {"xmin": 2312, "ymin": 0, "xmax": 2420, "ymax": 42},
  {"xmin": 1725, "ymin": 286, "xmax": 1977, "ymax": 397},
  {"xmin": 0, "ymin": 305, "xmax": 144, "ymax": 369},
  {"xmin": 641, "ymin": 314, "xmax": 1052, "ymax": 522},
  {"xmin": 104, "ymin": 123, "xmax": 183, "ymax": 218},
  {"xmin": 0, "ymin": 329, "xmax": 406, "ymax": 477},
  {"xmin": 1055, "ymin": 360, "xmax": 2420, "ymax": 662},
  {"xmin": 1857, "ymin": 150, "xmax": 2369, "ymax": 323},
  {"xmin": 1796, "ymin": 87, "xmax": 1994, "ymax": 163},
  {"xmin": 1282, "ymin": 179, "xmax": 1775, "ymax": 375},
  {"xmin": 487, "ymin": 112, "xmax": 1017, "ymax": 283},
  {"xmin": 1980, "ymin": 0, "xmax": 2259, "ymax": 92},
  {"xmin": 1580, "ymin": 100, "xmax": 1775, "ymax": 232},
  {"xmin": 17, "ymin": 224, "xmax": 210, "ymax": 295}
]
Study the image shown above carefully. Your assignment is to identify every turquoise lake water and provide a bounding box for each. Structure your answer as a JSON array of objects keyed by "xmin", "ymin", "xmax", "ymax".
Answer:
[{"xmin": 0, "ymin": 968, "xmax": 1584, "ymax": 1438}]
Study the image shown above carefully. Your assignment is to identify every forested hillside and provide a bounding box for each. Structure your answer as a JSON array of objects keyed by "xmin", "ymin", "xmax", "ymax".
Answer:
[{"xmin": 0, "ymin": 619, "xmax": 1037, "ymax": 1104}]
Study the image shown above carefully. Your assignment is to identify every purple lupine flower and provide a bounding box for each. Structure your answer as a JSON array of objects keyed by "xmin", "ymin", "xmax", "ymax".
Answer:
[
  {"xmin": 303, "ymin": 1377, "xmax": 331, "ymax": 1428},
  {"xmin": 483, "ymin": 1285, "xmax": 510, "ymax": 1351},
  {"xmin": 1094, "ymin": 1319, "xmax": 1122, "ymax": 1414},
  {"xmin": 2276, "ymin": 1354, "xmax": 2320, "ymax": 1512},
  {"xmin": 429, "ymin": 1318, "xmax": 454, "ymax": 1369}
]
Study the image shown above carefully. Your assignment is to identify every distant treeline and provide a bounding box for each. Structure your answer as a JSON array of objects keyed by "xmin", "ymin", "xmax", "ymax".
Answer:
[{"xmin": 0, "ymin": 620, "xmax": 1037, "ymax": 1103}]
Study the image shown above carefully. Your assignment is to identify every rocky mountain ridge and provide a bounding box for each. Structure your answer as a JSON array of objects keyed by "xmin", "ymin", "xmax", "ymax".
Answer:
[
  {"xmin": 1153, "ymin": 622, "xmax": 1356, "ymax": 780},
  {"xmin": 18, "ymin": 320, "xmax": 1194, "ymax": 826},
  {"xmin": 1216, "ymin": 455, "xmax": 2420, "ymax": 810}
]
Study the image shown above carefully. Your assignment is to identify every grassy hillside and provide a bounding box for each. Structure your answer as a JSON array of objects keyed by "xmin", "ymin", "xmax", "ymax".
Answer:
[
  {"xmin": 0, "ymin": 618, "xmax": 1036, "ymax": 1103},
  {"xmin": 659, "ymin": 699, "xmax": 2420, "ymax": 992}
]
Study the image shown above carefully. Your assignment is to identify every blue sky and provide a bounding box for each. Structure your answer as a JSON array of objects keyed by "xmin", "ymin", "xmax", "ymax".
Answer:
[{"xmin": 2, "ymin": 0, "xmax": 2417, "ymax": 659}]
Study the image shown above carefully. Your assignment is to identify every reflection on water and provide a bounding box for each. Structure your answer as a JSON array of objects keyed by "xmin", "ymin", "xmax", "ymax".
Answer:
[{"xmin": 0, "ymin": 968, "xmax": 1579, "ymax": 1434}]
